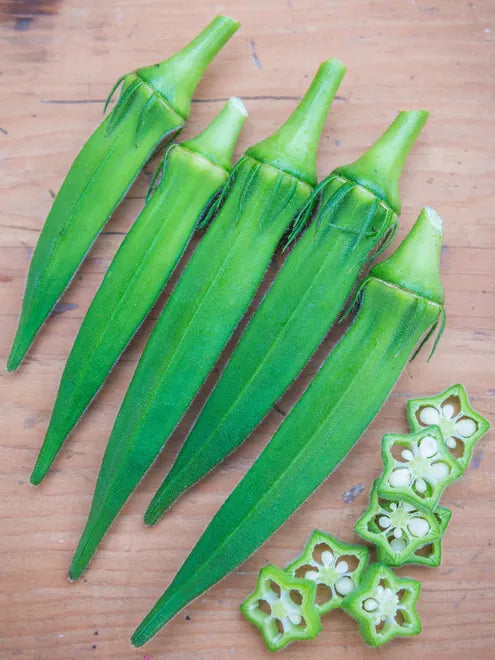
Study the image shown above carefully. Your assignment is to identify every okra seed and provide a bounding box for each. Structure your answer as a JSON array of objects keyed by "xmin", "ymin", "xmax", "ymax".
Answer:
[
  {"xmin": 321, "ymin": 550, "xmax": 334, "ymax": 566},
  {"xmin": 442, "ymin": 403, "xmax": 455, "ymax": 419},
  {"xmin": 455, "ymin": 418, "xmax": 477, "ymax": 437},
  {"xmin": 446, "ymin": 436, "xmax": 457, "ymax": 449},
  {"xmin": 401, "ymin": 449, "xmax": 414, "ymax": 461},
  {"xmin": 408, "ymin": 517, "xmax": 430, "ymax": 537},
  {"xmin": 389, "ymin": 468, "xmax": 410, "ymax": 487},
  {"xmin": 419, "ymin": 406, "xmax": 440, "ymax": 426},
  {"xmin": 287, "ymin": 613, "xmax": 302, "ymax": 625},
  {"xmin": 336, "ymin": 560, "xmax": 349, "ymax": 574},
  {"xmin": 393, "ymin": 527, "xmax": 403, "ymax": 539},
  {"xmin": 335, "ymin": 576, "xmax": 354, "ymax": 596},
  {"xmin": 431, "ymin": 461, "xmax": 450, "ymax": 480},
  {"xmin": 379, "ymin": 516, "xmax": 390, "ymax": 529},
  {"xmin": 389, "ymin": 537, "xmax": 407, "ymax": 552},
  {"xmin": 419, "ymin": 435, "xmax": 438, "ymax": 458},
  {"xmin": 415, "ymin": 477, "xmax": 427, "ymax": 493},
  {"xmin": 305, "ymin": 570, "xmax": 319, "ymax": 581},
  {"xmin": 364, "ymin": 598, "xmax": 378, "ymax": 612}
]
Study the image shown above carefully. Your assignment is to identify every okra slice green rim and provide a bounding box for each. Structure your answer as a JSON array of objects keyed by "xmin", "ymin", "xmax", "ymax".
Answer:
[
  {"xmin": 240, "ymin": 564, "xmax": 322, "ymax": 652},
  {"xmin": 285, "ymin": 530, "xmax": 369, "ymax": 614},
  {"xmin": 130, "ymin": 208, "xmax": 446, "ymax": 647},
  {"xmin": 29, "ymin": 98, "xmax": 247, "ymax": 485},
  {"xmin": 355, "ymin": 480, "xmax": 443, "ymax": 567},
  {"xmin": 407, "ymin": 384, "xmax": 491, "ymax": 471},
  {"xmin": 378, "ymin": 427, "xmax": 463, "ymax": 510},
  {"xmin": 6, "ymin": 15, "xmax": 240, "ymax": 371},
  {"xmin": 341, "ymin": 563, "xmax": 422, "ymax": 647}
]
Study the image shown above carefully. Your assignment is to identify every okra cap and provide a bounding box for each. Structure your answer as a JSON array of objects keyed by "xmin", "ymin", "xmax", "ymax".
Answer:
[
  {"xmin": 370, "ymin": 206, "xmax": 445, "ymax": 305},
  {"xmin": 136, "ymin": 15, "xmax": 240, "ymax": 120}
]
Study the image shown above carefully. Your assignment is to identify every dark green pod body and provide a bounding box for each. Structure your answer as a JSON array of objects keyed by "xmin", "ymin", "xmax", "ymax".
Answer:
[
  {"xmin": 68, "ymin": 59, "xmax": 347, "ymax": 580},
  {"xmin": 131, "ymin": 208, "xmax": 445, "ymax": 645},
  {"xmin": 7, "ymin": 15, "xmax": 240, "ymax": 371},
  {"xmin": 144, "ymin": 111, "xmax": 429, "ymax": 524},
  {"xmin": 30, "ymin": 98, "xmax": 247, "ymax": 484}
]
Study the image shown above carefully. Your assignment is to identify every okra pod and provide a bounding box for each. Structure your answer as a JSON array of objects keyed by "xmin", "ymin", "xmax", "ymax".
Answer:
[
  {"xmin": 7, "ymin": 15, "xmax": 239, "ymax": 371},
  {"xmin": 145, "ymin": 110, "xmax": 429, "ymax": 524},
  {"xmin": 30, "ymin": 99, "xmax": 247, "ymax": 484},
  {"xmin": 131, "ymin": 206, "xmax": 445, "ymax": 645},
  {"xmin": 69, "ymin": 59, "xmax": 347, "ymax": 581}
]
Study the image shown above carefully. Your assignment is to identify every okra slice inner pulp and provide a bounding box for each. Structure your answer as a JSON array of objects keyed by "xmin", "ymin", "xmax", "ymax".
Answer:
[{"xmin": 7, "ymin": 15, "xmax": 239, "ymax": 371}]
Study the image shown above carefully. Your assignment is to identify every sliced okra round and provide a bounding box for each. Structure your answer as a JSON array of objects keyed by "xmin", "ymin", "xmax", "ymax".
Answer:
[
  {"xmin": 341, "ymin": 563, "xmax": 421, "ymax": 647},
  {"xmin": 378, "ymin": 426, "xmax": 462, "ymax": 510},
  {"xmin": 355, "ymin": 480, "xmax": 443, "ymax": 567},
  {"xmin": 240, "ymin": 564, "xmax": 321, "ymax": 652},
  {"xmin": 407, "ymin": 384, "xmax": 491, "ymax": 471},
  {"xmin": 285, "ymin": 530, "xmax": 369, "ymax": 614}
]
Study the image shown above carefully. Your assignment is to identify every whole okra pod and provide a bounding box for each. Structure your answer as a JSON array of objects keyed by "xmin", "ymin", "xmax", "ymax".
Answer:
[
  {"xmin": 131, "ymin": 206, "xmax": 446, "ymax": 646},
  {"xmin": 144, "ymin": 110, "xmax": 429, "ymax": 525},
  {"xmin": 30, "ymin": 98, "xmax": 247, "ymax": 484},
  {"xmin": 7, "ymin": 15, "xmax": 239, "ymax": 371},
  {"xmin": 68, "ymin": 58, "xmax": 347, "ymax": 581}
]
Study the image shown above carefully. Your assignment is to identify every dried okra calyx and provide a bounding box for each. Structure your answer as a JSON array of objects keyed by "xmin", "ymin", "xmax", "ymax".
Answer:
[
  {"xmin": 285, "ymin": 530, "xmax": 369, "ymax": 614},
  {"xmin": 407, "ymin": 384, "xmax": 491, "ymax": 471},
  {"xmin": 240, "ymin": 564, "xmax": 322, "ymax": 651},
  {"xmin": 341, "ymin": 563, "xmax": 422, "ymax": 647},
  {"xmin": 379, "ymin": 426, "xmax": 462, "ymax": 509},
  {"xmin": 355, "ymin": 480, "xmax": 447, "ymax": 567}
]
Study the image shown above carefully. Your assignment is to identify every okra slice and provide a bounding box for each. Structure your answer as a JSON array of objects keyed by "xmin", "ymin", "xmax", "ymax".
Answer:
[
  {"xmin": 341, "ymin": 563, "xmax": 421, "ymax": 647},
  {"xmin": 378, "ymin": 427, "xmax": 462, "ymax": 509},
  {"xmin": 355, "ymin": 480, "xmax": 442, "ymax": 567},
  {"xmin": 407, "ymin": 384, "xmax": 491, "ymax": 471},
  {"xmin": 380, "ymin": 506, "xmax": 452, "ymax": 568},
  {"xmin": 240, "ymin": 564, "xmax": 321, "ymax": 652},
  {"xmin": 285, "ymin": 530, "xmax": 368, "ymax": 614}
]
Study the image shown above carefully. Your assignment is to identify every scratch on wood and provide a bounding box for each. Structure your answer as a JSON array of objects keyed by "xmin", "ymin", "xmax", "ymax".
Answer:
[
  {"xmin": 470, "ymin": 449, "xmax": 483, "ymax": 469},
  {"xmin": 343, "ymin": 483, "xmax": 365, "ymax": 503},
  {"xmin": 0, "ymin": 127, "xmax": 8, "ymax": 135},
  {"xmin": 53, "ymin": 302, "xmax": 78, "ymax": 314},
  {"xmin": 249, "ymin": 40, "xmax": 262, "ymax": 69},
  {"xmin": 273, "ymin": 403, "xmax": 286, "ymax": 417}
]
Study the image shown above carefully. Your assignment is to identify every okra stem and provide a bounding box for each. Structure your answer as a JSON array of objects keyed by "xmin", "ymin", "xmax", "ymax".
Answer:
[
  {"xmin": 131, "ymin": 208, "xmax": 445, "ymax": 646},
  {"xmin": 334, "ymin": 110, "xmax": 428, "ymax": 213}
]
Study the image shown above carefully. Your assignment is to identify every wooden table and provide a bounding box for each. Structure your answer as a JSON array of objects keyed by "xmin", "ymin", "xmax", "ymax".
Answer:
[{"xmin": 1, "ymin": 1, "xmax": 493, "ymax": 658}]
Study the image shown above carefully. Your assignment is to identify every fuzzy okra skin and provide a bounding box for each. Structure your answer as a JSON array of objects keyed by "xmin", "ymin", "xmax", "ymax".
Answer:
[
  {"xmin": 7, "ymin": 15, "xmax": 239, "ymax": 371},
  {"xmin": 144, "ymin": 110, "xmax": 429, "ymax": 524},
  {"xmin": 30, "ymin": 99, "xmax": 247, "ymax": 485},
  {"xmin": 131, "ymin": 207, "xmax": 445, "ymax": 646},
  {"xmin": 68, "ymin": 58, "xmax": 347, "ymax": 581}
]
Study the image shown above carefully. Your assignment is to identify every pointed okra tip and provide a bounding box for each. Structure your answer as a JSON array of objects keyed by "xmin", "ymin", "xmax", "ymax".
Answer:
[
  {"xmin": 335, "ymin": 110, "xmax": 429, "ymax": 214},
  {"xmin": 136, "ymin": 15, "xmax": 240, "ymax": 120},
  {"xmin": 371, "ymin": 206, "xmax": 445, "ymax": 305},
  {"xmin": 246, "ymin": 58, "xmax": 346, "ymax": 186},
  {"xmin": 182, "ymin": 97, "xmax": 247, "ymax": 171}
]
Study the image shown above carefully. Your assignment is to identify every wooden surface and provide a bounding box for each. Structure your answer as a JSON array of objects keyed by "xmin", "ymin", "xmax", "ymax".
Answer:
[{"xmin": 1, "ymin": 1, "xmax": 494, "ymax": 658}]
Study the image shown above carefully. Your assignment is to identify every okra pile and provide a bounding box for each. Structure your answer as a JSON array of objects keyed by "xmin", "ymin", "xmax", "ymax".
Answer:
[{"xmin": 8, "ymin": 12, "xmax": 490, "ymax": 651}]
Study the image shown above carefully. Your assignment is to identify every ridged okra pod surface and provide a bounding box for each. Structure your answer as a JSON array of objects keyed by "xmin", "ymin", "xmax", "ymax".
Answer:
[
  {"xmin": 68, "ymin": 59, "xmax": 346, "ymax": 581},
  {"xmin": 7, "ymin": 15, "xmax": 239, "ymax": 371},
  {"xmin": 30, "ymin": 98, "xmax": 247, "ymax": 485},
  {"xmin": 131, "ymin": 207, "xmax": 445, "ymax": 646},
  {"xmin": 144, "ymin": 110, "xmax": 429, "ymax": 524}
]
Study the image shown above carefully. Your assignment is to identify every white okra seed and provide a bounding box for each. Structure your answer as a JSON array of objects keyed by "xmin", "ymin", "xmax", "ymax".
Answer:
[
  {"xmin": 415, "ymin": 477, "xmax": 427, "ymax": 493},
  {"xmin": 389, "ymin": 468, "xmax": 410, "ymax": 487},
  {"xmin": 390, "ymin": 537, "xmax": 407, "ymax": 551},
  {"xmin": 455, "ymin": 418, "xmax": 477, "ymax": 437},
  {"xmin": 379, "ymin": 516, "xmax": 391, "ymax": 528},
  {"xmin": 408, "ymin": 517, "xmax": 430, "ymax": 537},
  {"xmin": 419, "ymin": 436, "xmax": 438, "ymax": 458},
  {"xmin": 442, "ymin": 403, "xmax": 455, "ymax": 419},
  {"xmin": 335, "ymin": 576, "xmax": 354, "ymax": 596},
  {"xmin": 419, "ymin": 406, "xmax": 440, "ymax": 425},
  {"xmin": 446, "ymin": 436, "xmax": 457, "ymax": 449},
  {"xmin": 336, "ymin": 560, "xmax": 349, "ymax": 574},
  {"xmin": 401, "ymin": 449, "xmax": 414, "ymax": 461},
  {"xmin": 431, "ymin": 461, "xmax": 450, "ymax": 480},
  {"xmin": 363, "ymin": 598, "xmax": 378, "ymax": 612}
]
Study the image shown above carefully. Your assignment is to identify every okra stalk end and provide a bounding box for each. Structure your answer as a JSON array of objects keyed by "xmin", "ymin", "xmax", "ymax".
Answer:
[
  {"xmin": 335, "ymin": 110, "xmax": 429, "ymax": 213},
  {"xmin": 182, "ymin": 97, "xmax": 247, "ymax": 171},
  {"xmin": 371, "ymin": 206, "xmax": 445, "ymax": 305},
  {"xmin": 136, "ymin": 15, "xmax": 240, "ymax": 119},
  {"xmin": 246, "ymin": 58, "xmax": 346, "ymax": 186}
]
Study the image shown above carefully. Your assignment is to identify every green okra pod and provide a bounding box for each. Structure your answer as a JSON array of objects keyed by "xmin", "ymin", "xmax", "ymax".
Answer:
[
  {"xmin": 30, "ymin": 98, "xmax": 247, "ymax": 484},
  {"xmin": 7, "ymin": 15, "xmax": 239, "ymax": 371},
  {"xmin": 131, "ymin": 206, "xmax": 446, "ymax": 645},
  {"xmin": 144, "ymin": 110, "xmax": 429, "ymax": 525},
  {"xmin": 69, "ymin": 58, "xmax": 347, "ymax": 581}
]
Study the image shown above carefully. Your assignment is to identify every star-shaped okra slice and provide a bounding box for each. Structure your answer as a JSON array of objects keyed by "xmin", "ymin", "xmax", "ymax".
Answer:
[{"xmin": 341, "ymin": 563, "xmax": 422, "ymax": 647}]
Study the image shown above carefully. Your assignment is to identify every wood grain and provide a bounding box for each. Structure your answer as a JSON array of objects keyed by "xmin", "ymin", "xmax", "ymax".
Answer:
[{"xmin": 0, "ymin": 1, "xmax": 494, "ymax": 658}]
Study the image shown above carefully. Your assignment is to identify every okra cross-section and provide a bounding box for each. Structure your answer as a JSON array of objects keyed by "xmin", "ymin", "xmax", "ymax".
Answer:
[
  {"xmin": 285, "ymin": 530, "xmax": 369, "ymax": 614},
  {"xmin": 240, "ymin": 564, "xmax": 322, "ymax": 652},
  {"xmin": 407, "ymin": 384, "xmax": 491, "ymax": 471},
  {"xmin": 378, "ymin": 427, "xmax": 462, "ymax": 509},
  {"xmin": 341, "ymin": 563, "xmax": 422, "ymax": 647},
  {"xmin": 355, "ymin": 480, "xmax": 444, "ymax": 567}
]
